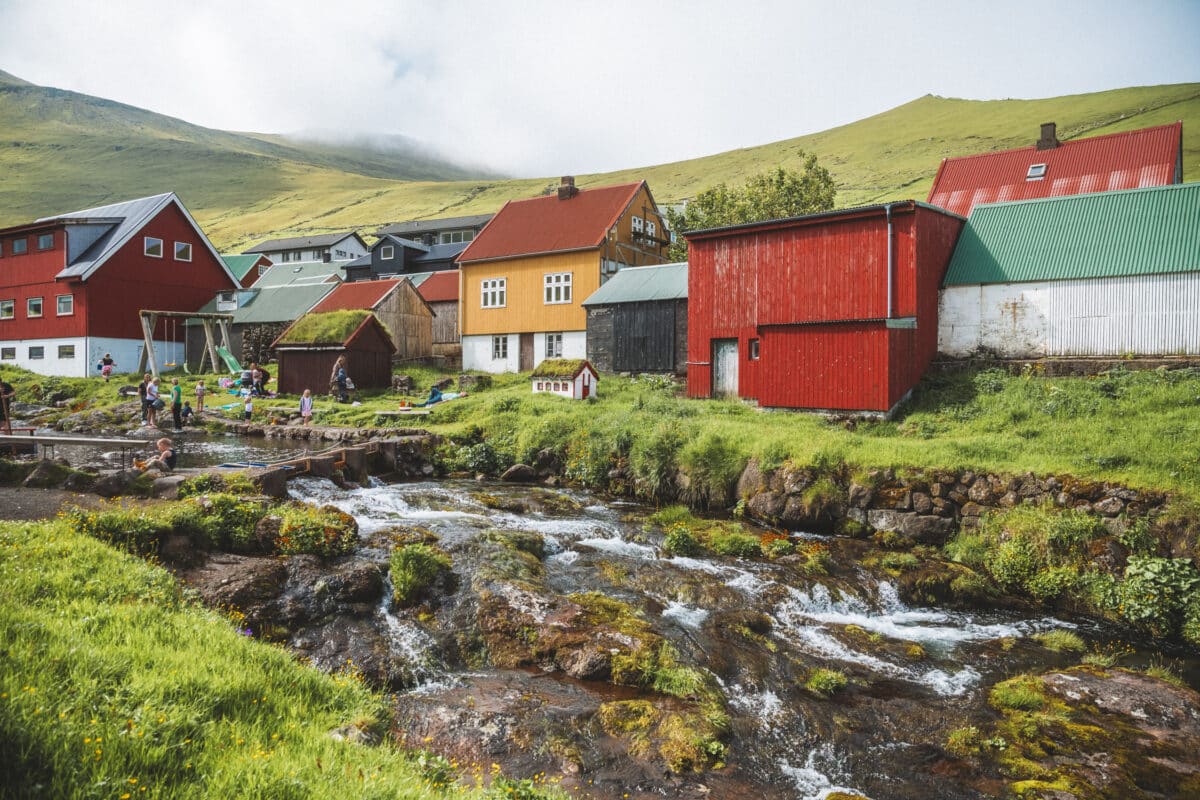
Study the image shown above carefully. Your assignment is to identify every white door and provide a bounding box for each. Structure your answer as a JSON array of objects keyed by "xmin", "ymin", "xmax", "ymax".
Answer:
[{"xmin": 712, "ymin": 339, "xmax": 739, "ymax": 397}]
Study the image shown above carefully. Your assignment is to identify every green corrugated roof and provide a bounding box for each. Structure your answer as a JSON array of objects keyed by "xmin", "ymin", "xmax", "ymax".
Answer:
[
  {"xmin": 253, "ymin": 261, "xmax": 345, "ymax": 288},
  {"xmin": 235, "ymin": 284, "xmax": 336, "ymax": 324},
  {"xmin": 581, "ymin": 262, "xmax": 687, "ymax": 306},
  {"xmin": 220, "ymin": 254, "xmax": 264, "ymax": 282},
  {"xmin": 943, "ymin": 183, "xmax": 1200, "ymax": 286}
]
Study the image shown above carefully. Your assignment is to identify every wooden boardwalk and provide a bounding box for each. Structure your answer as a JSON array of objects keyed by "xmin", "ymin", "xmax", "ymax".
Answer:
[{"xmin": 0, "ymin": 433, "xmax": 151, "ymax": 467}]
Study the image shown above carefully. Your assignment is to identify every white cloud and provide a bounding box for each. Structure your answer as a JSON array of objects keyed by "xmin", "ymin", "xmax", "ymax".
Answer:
[{"xmin": 0, "ymin": 0, "xmax": 1196, "ymax": 176}]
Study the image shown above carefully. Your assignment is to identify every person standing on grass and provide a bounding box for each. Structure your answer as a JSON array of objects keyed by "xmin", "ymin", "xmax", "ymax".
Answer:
[
  {"xmin": 195, "ymin": 380, "xmax": 206, "ymax": 413},
  {"xmin": 138, "ymin": 372, "xmax": 152, "ymax": 425},
  {"xmin": 99, "ymin": 353, "xmax": 115, "ymax": 382},
  {"xmin": 299, "ymin": 389, "xmax": 314, "ymax": 425},
  {"xmin": 170, "ymin": 377, "xmax": 184, "ymax": 431},
  {"xmin": 146, "ymin": 376, "xmax": 161, "ymax": 429}
]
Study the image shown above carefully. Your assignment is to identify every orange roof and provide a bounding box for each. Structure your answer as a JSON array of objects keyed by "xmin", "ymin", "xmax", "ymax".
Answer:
[
  {"xmin": 457, "ymin": 182, "xmax": 644, "ymax": 263},
  {"xmin": 417, "ymin": 270, "xmax": 459, "ymax": 303},
  {"xmin": 927, "ymin": 122, "xmax": 1182, "ymax": 217},
  {"xmin": 309, "ymin": 279, "xmax": 402, "ymax": 313}
]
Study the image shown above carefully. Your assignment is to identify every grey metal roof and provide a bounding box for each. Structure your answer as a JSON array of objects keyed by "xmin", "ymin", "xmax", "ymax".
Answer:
[
  {"xmin": 400, "ymin": 271, "xmax": 434, "ymax": 288},
  {"xmin": 414, "ymin": 241, "xmax": 469, "ymax": 263},
  {"xmin": 243, "ymin": 231, "xmax": 365, "ymax": 254},
  {"xmin": 374, "ymin": 234, "xmax": 430, "ymax": 253},
  {"xmin": 581, "ymin": 262, "xmax": 688, "ymax": 306},
  {"xmin": 41, "ymin": 192, "xmax": 236, "ymax": 284},
  {"xmin": 252, "ymin": 261, "xmax": 345, "ymax": 288},
  {"xmin": 374, "ymin": 213, "xmax": 493, "ymax": 238},
  {"xmin": 187, "ymin": 283, "xmax": 331, "ymax": 325}
]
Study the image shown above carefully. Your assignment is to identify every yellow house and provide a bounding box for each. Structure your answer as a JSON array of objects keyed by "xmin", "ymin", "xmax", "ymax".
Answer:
[{"xmin": 456, "ymin": 177, "xmax": 669, "ymax": 372}]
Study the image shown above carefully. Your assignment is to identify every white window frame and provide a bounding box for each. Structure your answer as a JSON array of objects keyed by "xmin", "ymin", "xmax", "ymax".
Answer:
[
  {"xmin": 37, "ymin": 233, "xmax": 54, "ymax": 251},
  {"xmin": 545, "ymin": 332, "xmax": 563, "ymax": 358},
  {"xmin": 56, "ymin": 294, "xmax": 74, "ymax": 316},
  {"xmin": 631, "ymin": 215, "xmax": 644, "ymax": 234},
  {"xmin": 1026, "ymin": 163, "xmax": 1047, "ymax": 181},
  {"xmin": 0, "ymin": 299, "xmax": 13, "ymax": 320},
  {"xmin": 481, "ymin": 278, "xmax": 507, "ymax": 309},
  {"xmin": 646, "ymin": 220, "xmax": 657, "ymax": 238},
  {"xmin": 144, "ymin": 237, "xmax": 163, "ymax": 258},
  {"xmin": 28, "ymin": 345, "xmax": 44, "ymax": 360},
  {"xmin": 492, "ymin": 335, "xmax": 508, "ymax": 360},
  {"xmin": 57, "ymin": 344, "xmax": 75, "ymax": 359},
  {"xmin": 380, "ymin": 245, "xmax": 395, "ymax": 260},
  {"xmin": 0, "ymin": 347, "xmax": 14, "ymax": 360},
  {"xmin": 174, "ymin": 241, "xmax": 192, "ymax": 261},
  {"xmin": 749, "ymin": 338, "xmax": 760, "ymax": 360},
  {"xmin": 27, "ymin": 297, "xmax": 43, "ymax": 318},
  {"xmin": 543, "ymin": 272, "xmax": 572, "ymax": 304}
]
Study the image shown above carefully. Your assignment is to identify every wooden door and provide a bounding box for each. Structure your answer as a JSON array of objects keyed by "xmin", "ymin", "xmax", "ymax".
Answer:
[
  {"xmin": 711, "ymin": 339, "xmax": 739, "ymax": 397},
  {"xmin": 519, "ymin": 333, "xmax": 534, "ymax": 372}
]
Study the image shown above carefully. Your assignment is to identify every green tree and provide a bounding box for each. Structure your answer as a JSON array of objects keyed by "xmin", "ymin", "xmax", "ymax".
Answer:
[{"xmin": 665, "ymin": 157, "xmax": 836, "ymax": 261}]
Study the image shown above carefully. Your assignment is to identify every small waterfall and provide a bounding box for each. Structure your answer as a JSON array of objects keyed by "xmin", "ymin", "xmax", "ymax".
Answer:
[{"xmin": 376, "ymin": 574, "xmax": 451, "ymax": 691}]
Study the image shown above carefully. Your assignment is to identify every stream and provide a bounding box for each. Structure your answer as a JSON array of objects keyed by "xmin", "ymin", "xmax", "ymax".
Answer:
[{"xmin": 279, "ymin": 476, "xmax": 1168, "ymax": 800}]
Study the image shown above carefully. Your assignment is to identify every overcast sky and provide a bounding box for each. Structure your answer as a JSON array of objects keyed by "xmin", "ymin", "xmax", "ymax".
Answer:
[{"xmin": 1, "ymin": 0, "xmax": 1196, "ymax": 176}]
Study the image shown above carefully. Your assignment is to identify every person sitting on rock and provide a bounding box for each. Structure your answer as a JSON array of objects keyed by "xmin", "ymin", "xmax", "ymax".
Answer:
[{"xmin": 141, "ymin": 437, "xmax": 177, "ymax": 473}]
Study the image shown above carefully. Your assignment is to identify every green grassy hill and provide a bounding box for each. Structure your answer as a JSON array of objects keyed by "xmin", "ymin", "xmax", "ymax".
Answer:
[{"xmin": 1, "ymin": 68, "xmax": 1197, "ymax": 251}]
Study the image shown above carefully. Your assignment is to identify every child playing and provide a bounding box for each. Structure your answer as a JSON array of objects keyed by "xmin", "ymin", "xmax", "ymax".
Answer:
[
  {"xmin": 299, "ymin": 389, "xmax": 314, "ymax": 426},
  {"xmin": 141, "ymin": 437, "xmax": 177, "ymax": 473},
  {"xmin": 195, "ymin": 380, "xmax": 206, "ymax": 413},
  {"xmin": 242, "ymin": 389, "xmax": 254, "ymax": 421},
  {"xmin": 180, "ymin": 401, "xmax": 194, "ymax": 426}
]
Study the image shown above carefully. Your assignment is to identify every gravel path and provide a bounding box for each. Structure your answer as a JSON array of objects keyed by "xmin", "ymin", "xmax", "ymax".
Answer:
[{"xmin": 0, "ymin": 486, "xmax": 120, "ymax": 521}]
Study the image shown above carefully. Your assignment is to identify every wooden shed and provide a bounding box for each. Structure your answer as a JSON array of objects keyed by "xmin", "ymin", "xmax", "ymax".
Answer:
[
  {"xmin": 308, "ymin": 278, "xmax": 433, "ymax": 360},
  {"xmin": 271, "ymin": 310, "xmax": 396, "ymax": 396},
  {"xmin": 582, "ymin": 262, "xmax": 687, "ymax": 374},
  {"xmin": 685, "ymin": 202, "xmax": 963, "ymax": 415}
]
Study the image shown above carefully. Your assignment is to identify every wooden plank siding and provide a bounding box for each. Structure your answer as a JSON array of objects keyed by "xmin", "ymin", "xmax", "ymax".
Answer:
[{"xmin": 461, "ymin": 249, "xmax": 600, "ymax": 336}]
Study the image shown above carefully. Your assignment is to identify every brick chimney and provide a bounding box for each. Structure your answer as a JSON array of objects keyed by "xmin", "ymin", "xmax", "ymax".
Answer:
[
  {"xmin": 1037, "ymin": 122, "xmax": 1060, "ymax": 151},
  {"xmin": 558, "ymin": 176, "xmax": 579, "ymax": 200}
]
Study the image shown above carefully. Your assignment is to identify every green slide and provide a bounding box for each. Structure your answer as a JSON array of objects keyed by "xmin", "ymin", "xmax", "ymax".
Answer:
[{"xmin": 215, "ymin": 346, "xmax": 242, "ymax": 374}]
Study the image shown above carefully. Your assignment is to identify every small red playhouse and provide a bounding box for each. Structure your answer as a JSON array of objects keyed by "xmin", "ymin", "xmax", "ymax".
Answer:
[{"xmin": 685, "ymin": 202, "xmax": 964, "ymax": 415}]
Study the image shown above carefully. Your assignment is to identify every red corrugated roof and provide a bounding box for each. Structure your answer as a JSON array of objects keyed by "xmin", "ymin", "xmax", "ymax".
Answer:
[
  {"xmin": 309, "ymin": 279, "xmax": 401, "ymax": 313},
  {"xmin": 457, "ymin": 182, "xmax": 644, "ymax": 263},
  {"xmin": 927, "ymin": 122, "xmax": 1182, "ymax": 217},
  {"xmin": 416, "ymin": 270, "xmax": 459, "ymax": 302}
]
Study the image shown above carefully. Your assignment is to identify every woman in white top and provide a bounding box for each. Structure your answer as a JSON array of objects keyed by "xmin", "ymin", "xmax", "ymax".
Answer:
[{"xmin": 145, "ymin": 377, "xmax": 161, "ymax": 429}]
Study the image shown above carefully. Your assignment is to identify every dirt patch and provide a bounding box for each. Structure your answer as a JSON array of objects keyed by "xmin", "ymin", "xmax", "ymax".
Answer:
[{"xmin": 0, "ymin": 486, "xmax": 153, "ymax": 521}]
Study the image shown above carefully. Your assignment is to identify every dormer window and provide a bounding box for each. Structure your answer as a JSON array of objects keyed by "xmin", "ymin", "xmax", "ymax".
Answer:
[{"xmin": 1026, "ymin": 163, "xmax": 1047, "ymax": 181}]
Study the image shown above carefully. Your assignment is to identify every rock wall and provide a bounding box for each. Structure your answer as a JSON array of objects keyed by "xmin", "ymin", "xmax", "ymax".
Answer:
[
  {"xmin": 736, "ymin": 460, "xmax": 1168, "ymax": 546},
  {"xmin": 240, "ymin": 323, "xmax": 288, "ymax": 366}
]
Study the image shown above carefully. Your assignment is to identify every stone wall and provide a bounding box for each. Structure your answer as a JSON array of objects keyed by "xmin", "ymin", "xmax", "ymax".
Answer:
[
  {"xmin": 240, "ymin": 323, "xmax": 289, "ymax": 367},
  {"xmin": 736, "ymin": 460, "xmax": 1167, "ymax": 546}
]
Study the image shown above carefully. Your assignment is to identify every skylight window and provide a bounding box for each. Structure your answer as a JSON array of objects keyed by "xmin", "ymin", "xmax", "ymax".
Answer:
[{"xmin": 1026, "ymin": 163, "xmax": 1047, "ymax": 181}]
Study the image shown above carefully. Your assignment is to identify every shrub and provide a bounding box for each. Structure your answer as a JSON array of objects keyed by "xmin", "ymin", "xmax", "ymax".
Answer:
[
  {"xmin": 1026, "ymin": 565, "xmax": 1081, "ymax": 603},
  {"xmin": 763, "ymin": 537, "xmax": 796, "ymax": 558},
  {"xmin": 988, "ymin": 675, "xmax": 1045, "ymax": 711},
  {"xmin": 563, "ymin": 427, "xmax": 615, "ymax": 488},
  {"xmin": 1032, "ymin": 630, "xmax": 1086, "ymax": 652},
  {"xmin": 663, "ymin": 524, "xmax": 702, "ymax": 557},
  {"xmin": 706, "ymin": 529, "xmax": 761, "ymax": 558},
  {"xmin": 945, "ymin": 725, "xmax": 982, "ymax": 757},
  {"xmin": 972, "ymin": 369, "xmax": 1009, "ymax": 395},
  {"xmin": 629, "ymin": 423, "xmax": 686, "ymax": 501},
  {"xmin": 804, "ymin": 668, "xmax": 848, "ymax": 697},
  {"xmin": 390, "ymin": 543, "xmax": 452, "ymax": 606},
  {"xmin": 196, "ymin": 492, "xmax": 267, "ymax": 550},
  {"xmin": 275, "ymin": 504, "xmax": 358, "ymax": 557},
  {"xmin": 1117, "ymin": 556, "xmax": 1200, "ymax": 637},
  {"xmin": 64, "ymin": 506, "xmax": 172, "ymax": 556}
]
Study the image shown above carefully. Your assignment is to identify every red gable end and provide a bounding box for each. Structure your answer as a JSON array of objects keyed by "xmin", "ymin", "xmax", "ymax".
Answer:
[
  {"xmin": 928, "ymin": 122, "xmax": 1182, "ymax": 217},
  {"xmin": 457, "ymin": 182, "xmax": 644, "ymax": 263}
]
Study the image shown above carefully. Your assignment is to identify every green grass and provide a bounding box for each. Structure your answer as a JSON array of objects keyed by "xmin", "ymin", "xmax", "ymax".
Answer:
[
  {"xmin": 1032, "ymin": 631, "xmax": 1087, "ymax": 653},
  {"xmin": 0, "ymin": 520, "xmax": 485, "ymax": 799},
  {"xmin": 276, "ymin": 310, "xmax": 383, "ymax": 346},
  {"xmin": 1, "ymin": 69, "xmax": 1196, "ymax": 250}
]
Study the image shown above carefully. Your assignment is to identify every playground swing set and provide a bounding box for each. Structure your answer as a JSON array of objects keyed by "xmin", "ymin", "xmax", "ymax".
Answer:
[{"xmin": 136, "ymin": 310, "xmax": 241, "ymax": 378}]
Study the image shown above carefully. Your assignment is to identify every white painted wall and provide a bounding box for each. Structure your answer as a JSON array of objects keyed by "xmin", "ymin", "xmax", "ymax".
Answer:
[
  {"xmin": 531, "ymin": 367, "xmax": 598, "ymax": 399},
  {"xmin": 939, "ymin": 272, "xmax": 1200, "ymax": 357},
  {"xmin": 0, "ymin": 336, "xmax": 181, "ymax": 378},
  {"xmin": 462, "ymin": 333, "xmax": 519, "ymax": 373},
  {"xmin": 533, "ymin": 330, "xmax": 586, "ymax": 364},
  {"xmin": 263, "ymin": 236, "xmax": 367, "ymax": 264}
]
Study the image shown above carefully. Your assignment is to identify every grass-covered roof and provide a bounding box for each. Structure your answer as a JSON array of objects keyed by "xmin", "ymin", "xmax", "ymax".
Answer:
[
  {"xmin": 276, "ymin": 310, "xmax": 379, "ymax": 346},
  {"xmin": 531, "ymin": 358, "xmax": 591, "ymax": 378}
]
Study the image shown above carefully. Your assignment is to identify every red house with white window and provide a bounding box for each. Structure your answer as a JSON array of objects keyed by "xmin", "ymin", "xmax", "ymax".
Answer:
[{"xmin": 0, "ymin": 192, "xmax": 238, "ymax": 377}]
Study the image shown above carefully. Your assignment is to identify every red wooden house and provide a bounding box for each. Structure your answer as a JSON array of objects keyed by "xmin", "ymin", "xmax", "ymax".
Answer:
[
  {"xmin": 0, "ymin": 192, "xmax": 238, "ymax": 377},
  {"xmin": 927, "ymin": 121, "xmax": 1182, "ymax": 218},
  {"xmin": 685, "ymin": 202, "xmax": 963, "ymax": 414}
]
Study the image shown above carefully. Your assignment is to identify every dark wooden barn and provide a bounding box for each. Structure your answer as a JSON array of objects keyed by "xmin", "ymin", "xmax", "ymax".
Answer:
[
  {"xmin": 270, "ymin": 310, "xmax": 395, "ymax": 396},
  {"xmin": 581, "ymin": 262, "xmax": 687, "ymax": 374}
]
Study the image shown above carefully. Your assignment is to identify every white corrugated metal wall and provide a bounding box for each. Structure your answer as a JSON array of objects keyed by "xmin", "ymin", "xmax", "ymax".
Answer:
[{"xmin": 939, "ymin": 272, "xmax": 1200, "ymax": 357}]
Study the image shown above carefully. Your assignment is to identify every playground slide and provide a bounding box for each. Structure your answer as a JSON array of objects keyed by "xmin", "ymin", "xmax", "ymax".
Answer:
[{"xmin": 215, "ymin": 346, "xmax": 242, "ymax": 373}]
